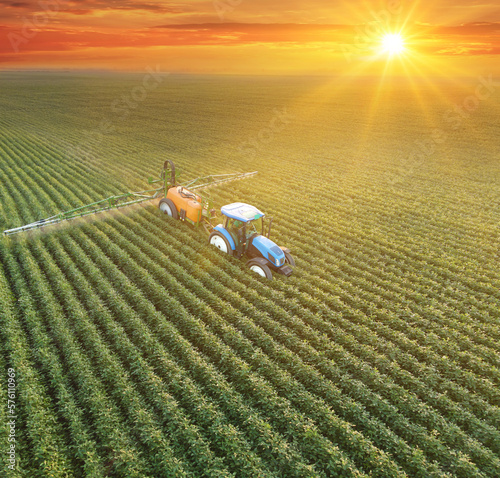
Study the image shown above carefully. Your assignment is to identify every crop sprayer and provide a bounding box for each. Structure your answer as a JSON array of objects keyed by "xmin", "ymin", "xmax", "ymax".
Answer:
[{"xmin": 3, "ymin": 161, "xmax": 295, "ymax": 280}]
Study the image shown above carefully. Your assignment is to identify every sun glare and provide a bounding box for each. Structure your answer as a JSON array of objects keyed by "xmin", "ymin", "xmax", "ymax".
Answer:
[{"xmin": 381, "ymin": 33, "xmax": 405, "ymax": 56}]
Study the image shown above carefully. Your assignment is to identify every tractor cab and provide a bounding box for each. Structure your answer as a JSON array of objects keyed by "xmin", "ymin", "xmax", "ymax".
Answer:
[
  {"xmin": 223, "ymin": 204, "xmax": 264, "ymax": 245},
  {"xmin": 208, "ymin": 202, "xmax": 294, "ymax": 279}
]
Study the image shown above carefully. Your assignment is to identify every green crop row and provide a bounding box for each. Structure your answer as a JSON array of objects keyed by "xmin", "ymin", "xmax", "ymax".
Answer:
[
  {"xmin": 112, "ymin": 208, "xmax": 498, "ymax": 477},
  {"xmin": 0, "ymin": 85, "xmax": 499, "ymax": 478},
  {"xmin": 50, "ymin": 230, "xmax": 325, "ymax": 477},
  {"xmin": 0, "ymin": 244, "xmax": 77, "ymax": 477},
  {"xmin": 73, "ymin": 222, "xmax": 368, "ymax": 477}
]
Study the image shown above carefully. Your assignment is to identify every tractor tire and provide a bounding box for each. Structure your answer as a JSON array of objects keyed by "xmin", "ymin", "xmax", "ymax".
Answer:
[
  {"xmin": 284, "ymin": 251, "xmax": 295, "ymax": 267},
  {"xmin": 247, "ymin": 260, "xmax": 273, "ymax": 280},
  {"xmin": 209, "ymin": 231, "xmax": 233, "ymax": 256},
  {"xmin": 159, "ymin": 198, "xmax": 178, "ymax": 219}
]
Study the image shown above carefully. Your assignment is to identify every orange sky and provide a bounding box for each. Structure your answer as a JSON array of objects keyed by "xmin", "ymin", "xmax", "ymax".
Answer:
[{"xmin": 0, "ymin": 0, "xmax": 499, "ymax": 75}]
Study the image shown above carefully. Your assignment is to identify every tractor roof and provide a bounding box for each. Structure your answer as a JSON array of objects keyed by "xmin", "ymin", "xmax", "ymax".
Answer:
[{"xmin": 221, "ymin": 203, "xmax": 264, "ymax": 222}]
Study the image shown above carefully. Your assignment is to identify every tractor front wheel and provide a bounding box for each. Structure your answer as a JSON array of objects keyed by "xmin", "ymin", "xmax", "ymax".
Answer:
[
  {"xmin": 247, "ymin": 260, "xmax": 273, "ymax": 280},
  {"xmin": 209, "ymin": 232, "xmax": 233, "ymax": 256},
  {"xmin": 159, "ymin": 198, "xmax": 178, "ymax": 219}
]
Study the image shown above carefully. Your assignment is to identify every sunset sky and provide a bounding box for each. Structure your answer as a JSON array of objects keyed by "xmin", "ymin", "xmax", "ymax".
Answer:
[{"xmin": 1, "ymin": 0, "xmax": 499, "ymax": 75}]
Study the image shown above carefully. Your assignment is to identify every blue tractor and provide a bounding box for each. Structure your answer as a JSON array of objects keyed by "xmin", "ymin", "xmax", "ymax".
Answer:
[{"xmin": 208, "ymin": 203, "xmax": 294, "ymax": 279}]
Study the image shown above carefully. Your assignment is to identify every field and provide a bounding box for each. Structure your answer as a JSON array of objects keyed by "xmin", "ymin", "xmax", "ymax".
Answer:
[{"xmin": 0, "ymin": 71, "xmax": 499, "ymax": 477}]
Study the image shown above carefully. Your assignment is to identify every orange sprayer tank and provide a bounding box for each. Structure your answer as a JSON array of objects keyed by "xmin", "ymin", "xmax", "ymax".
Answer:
[{"xmin": 166, "ymin": 186, "xmax": 203, "ymax": 224}]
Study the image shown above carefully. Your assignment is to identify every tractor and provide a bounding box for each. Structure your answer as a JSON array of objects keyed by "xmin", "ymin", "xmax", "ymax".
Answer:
[
  {"xmin": 208, "ymin": 203, "xmax": 294, "ymax": 279},
  {"xmin": 156, "ymin": 161, "xmax": 294, "ymax": 279}
]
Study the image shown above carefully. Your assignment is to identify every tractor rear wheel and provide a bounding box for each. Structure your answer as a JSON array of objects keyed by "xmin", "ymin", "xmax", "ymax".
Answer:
[
  {"xmin": 209, "ymin": 232, "xmax": 233, "ymax": 256},
  {"xmin": 247, "ymin": 260, "xmax": 273, "ymax": 280},
  {"xmin": 159, "ymin": 198, "xmax": 178, "ymax": 219},
  {"xmin": 284, "ymin": 251, "xmax": 295, "ymax": 267}
]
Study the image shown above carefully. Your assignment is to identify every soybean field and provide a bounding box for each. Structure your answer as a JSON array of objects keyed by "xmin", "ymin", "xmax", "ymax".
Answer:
[{"xmin": 0, "ymin": 72, "xmax": 499, "ymax": 477}]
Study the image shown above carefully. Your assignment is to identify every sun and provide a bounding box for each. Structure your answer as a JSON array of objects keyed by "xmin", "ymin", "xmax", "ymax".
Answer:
[{"xmin": 381, "ymin": 33, "xmax": 405, "ymax": 56}]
